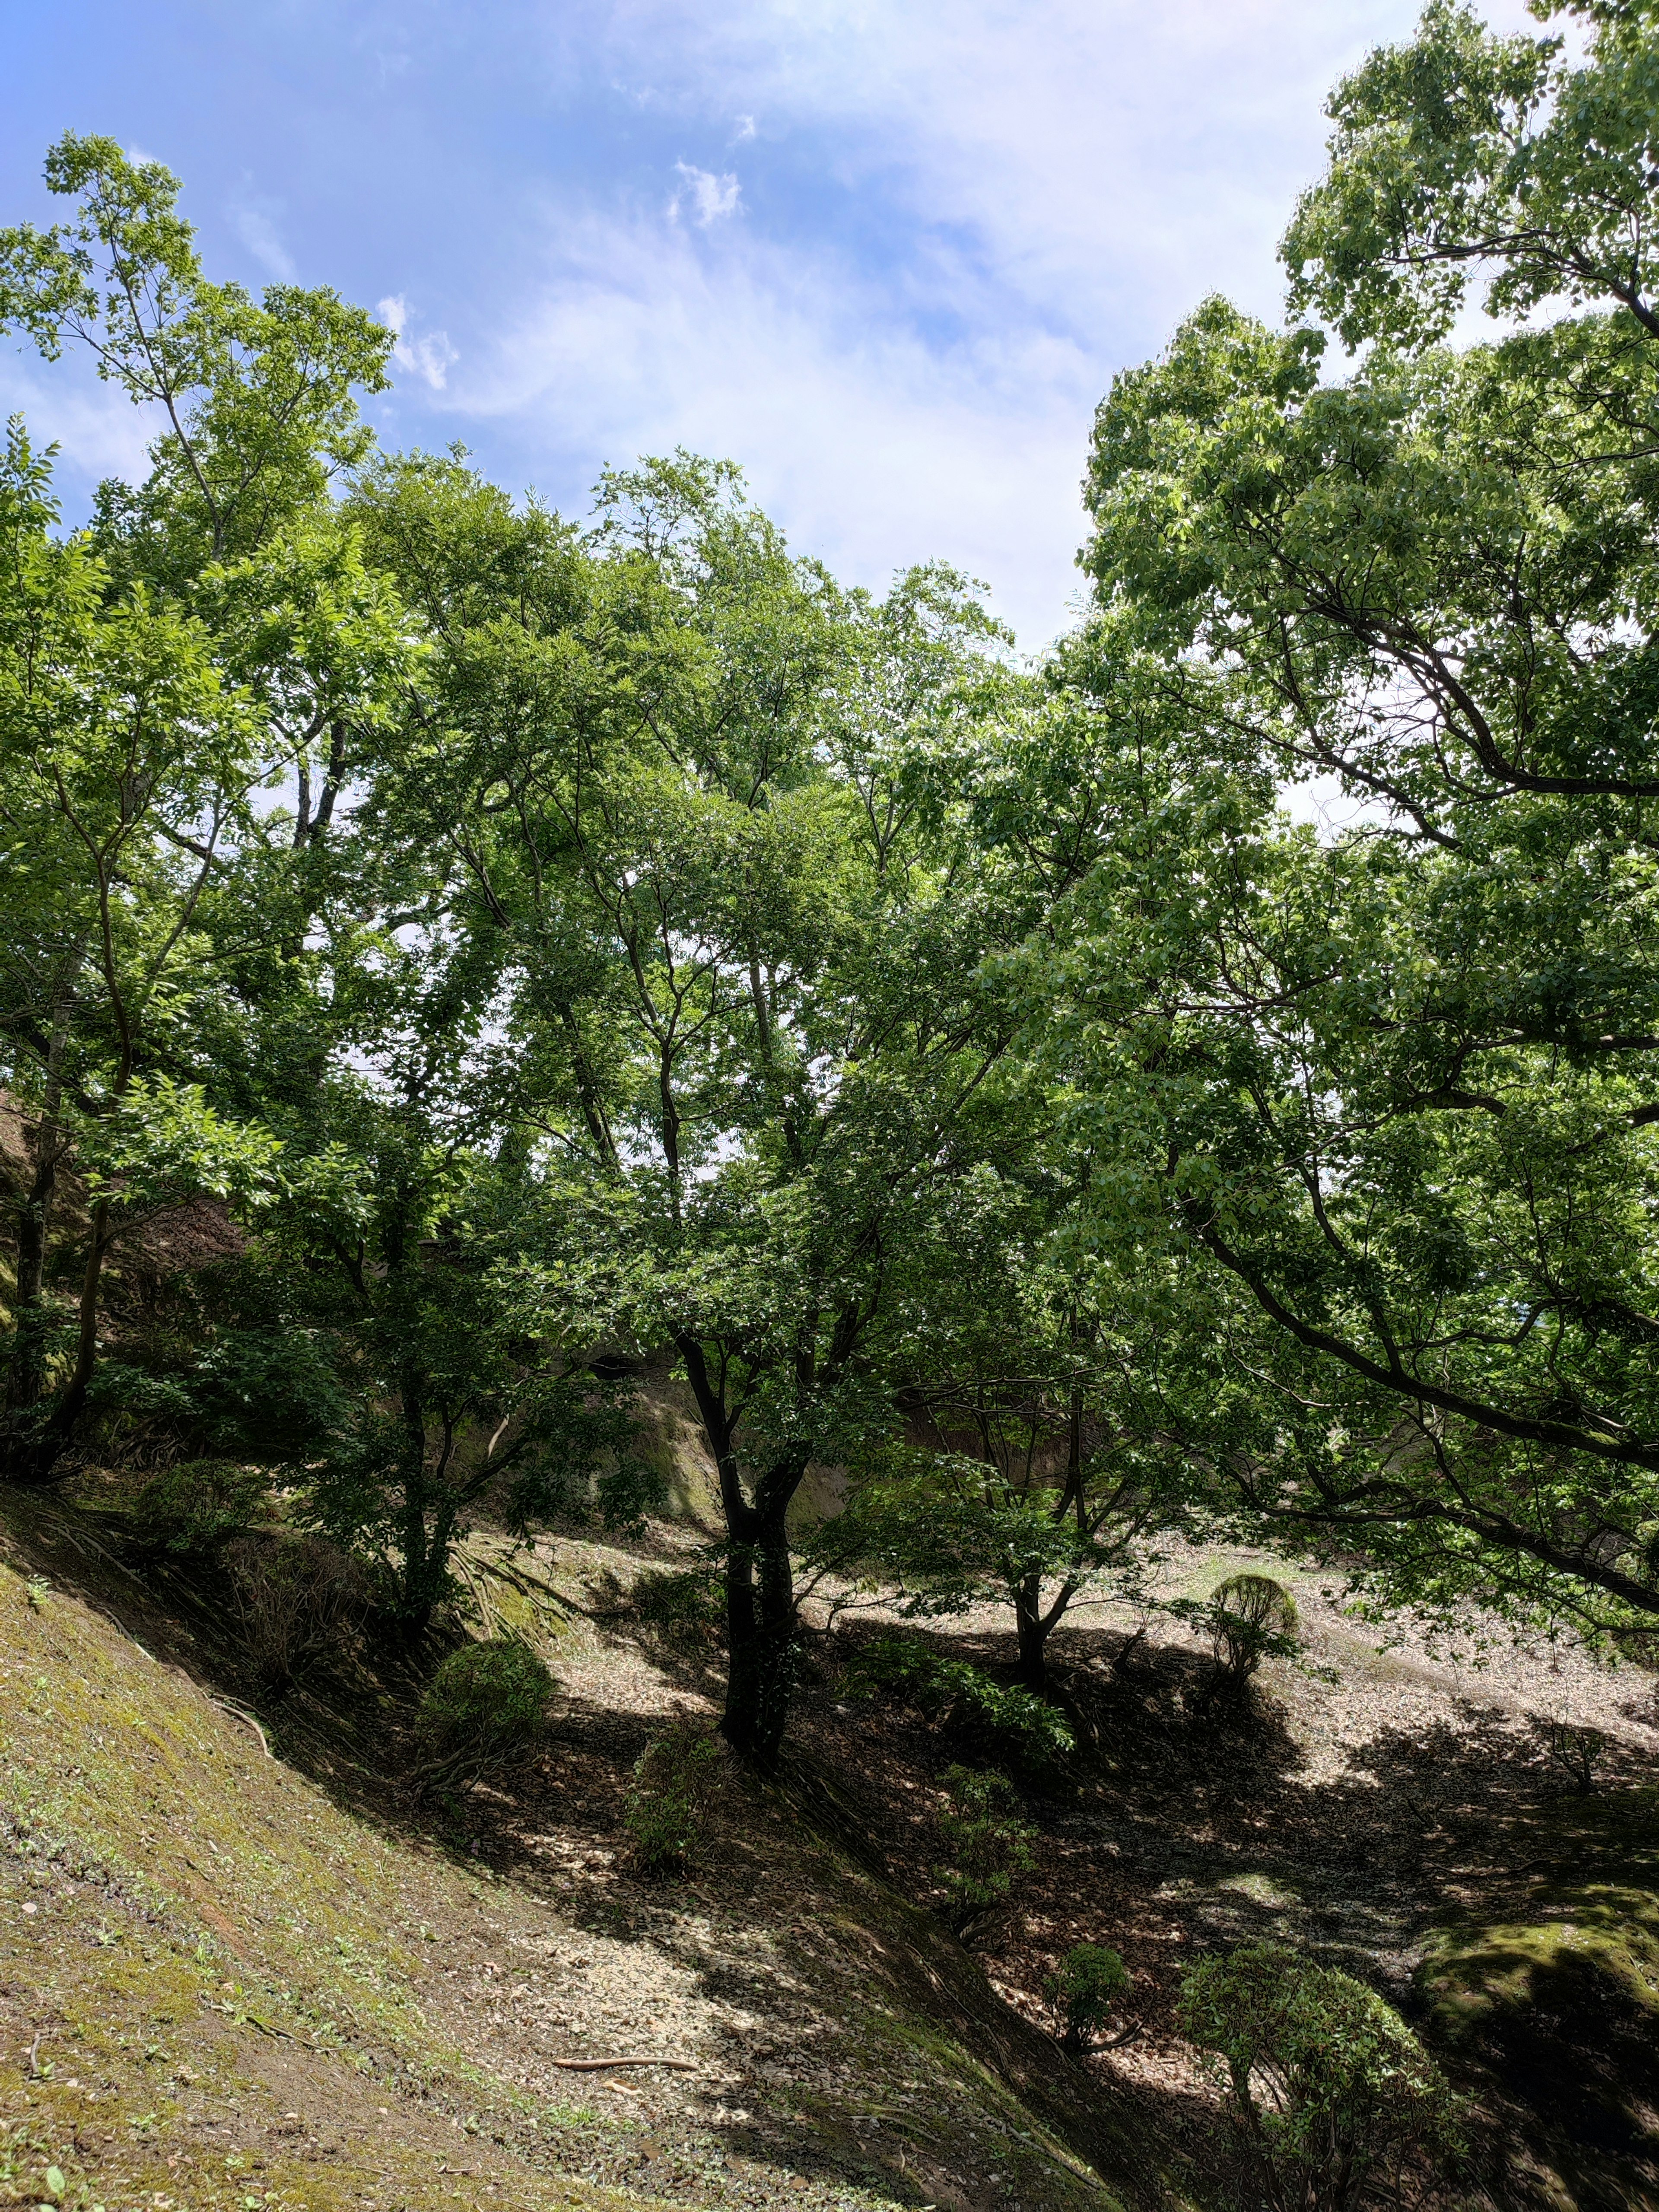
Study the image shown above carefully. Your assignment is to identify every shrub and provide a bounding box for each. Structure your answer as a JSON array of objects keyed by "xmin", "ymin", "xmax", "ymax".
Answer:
[
  {"xmin": 224, "ymin": 1534, "xmax": 368, "ymax": 1692},
  {"xmin": 934, "ymin": 1764, "xmax": 1036, "ymax": 1936},
  {"xmin": 1544, "ymin": 1720, "xmax": 1607, "ymax": 1796},
  {"xmin": 1209, "ymin": 1573, "xmax": 1298, "ymax": 1685},
  {"xmin": 1178, "ymin": 1941, "xmax": 1462, "ymax": 2212},
  {"xmin": 625, "ymin": 1715, "xmax": 724, "ymax": 1873},
  {"xmin": 631, "ymin": 1566, "xmax": 724, "ymax": 1645},
  {"xmin": 413, "ymin": 1638, "xmax": 556, "ymax": 1792},
  {"xmin": 846, "ymin": 1633, "xmax": 1074, "ymax": 1777},
  {"xmin": 1046, "ymin": 1942, "xmax": 1131, "ymax": 2055},
  {"xmin": 133, "ymin": 1459, "xmax": 269, "ymax": 1552}
]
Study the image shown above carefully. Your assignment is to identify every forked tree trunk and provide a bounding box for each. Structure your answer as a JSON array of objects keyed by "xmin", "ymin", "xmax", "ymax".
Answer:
[
  {"xmin": 677, "ymin": 1337, "xmax": 814, "ymax": 1767},
  {"xmin": 721, "ymin": 1508, "xmax": 798, "ymax": 1766}
]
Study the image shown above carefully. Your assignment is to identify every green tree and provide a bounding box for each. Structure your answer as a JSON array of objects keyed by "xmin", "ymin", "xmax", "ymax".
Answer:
[
  {"xmin": 1040, "ymin": 0, "xmax": 1659, "ymax": 1641},
  {"xmin": 356, "ymin": 448, "xmax": 1027, "ymax": 1757},
  {"xmin": 0, "ymin": 139, "xmax": 405, "ymax": 1478},
  {"xmin": 0, "ymin": 133, "xmax": 392, "ymax": 579},
  {"xmin": 810, "ymin": 1213, "xmax": 1186, "ymax": 1691}
]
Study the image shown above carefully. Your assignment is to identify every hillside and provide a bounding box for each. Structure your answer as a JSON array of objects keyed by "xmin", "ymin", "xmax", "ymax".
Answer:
[
  {"xmin": 0, "ymin": 1490, "xmax": 1171, "ymax": 2212},
  {"xmin": 4, "ymin": 1483, "xmax": 1658, "ymax": 2212}
]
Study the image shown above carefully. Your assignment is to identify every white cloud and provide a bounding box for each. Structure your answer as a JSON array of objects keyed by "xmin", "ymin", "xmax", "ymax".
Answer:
[
  {"xmin": 378, "ymin": 293, "xmax": 459, "ymax": 390},
  {"xmin": 670, "ymin": 162, "xmax": 742, "ymax": 227},
  {"xmin": 0, "ymin": 358, "xmax": 159, "ymax": 499},
  {"xmin": 454, "ymin": 0, "xmax": 1545, "ymax": 644},
  {"xmin": 451, "ymin": 210, "xmax": 1093, "ymax": 648},
  {"xmin": 230, "ymin": 198, "xmax": 297, "ymax": 283}
]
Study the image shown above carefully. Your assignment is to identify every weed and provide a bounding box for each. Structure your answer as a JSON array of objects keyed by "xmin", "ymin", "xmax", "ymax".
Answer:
[{"xmin": 225, "ymin": 1532, "xmax": 368, "ymax": 1691}]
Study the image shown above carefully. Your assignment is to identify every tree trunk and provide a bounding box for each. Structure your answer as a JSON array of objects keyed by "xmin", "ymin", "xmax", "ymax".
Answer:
[
  {"xmin": 6, "ymin": 1196, "xmax": 112, "ymax": 1484},
  {"xmin": 390, "ymin": 1376, "xmax": 441, "ymax": 1638},
  {"xmin": 5, "ymin": 1011, "xmax": 71, "ymax": 1425},
  {"xmin": 676, "ymin": 1334, "xmax": 813, "ymax": 1767},
  {"xmin": 1014, "ymin": 1575, "xmax": 1051, "ymax": 1691},
  {"xmin": 721, "ymin": 1506, "xmax": 798, "ymax": 1768}
]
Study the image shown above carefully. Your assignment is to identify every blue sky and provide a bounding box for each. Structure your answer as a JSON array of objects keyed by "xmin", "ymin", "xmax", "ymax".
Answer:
[{"xmin": 3, "ymin": 0, "xmax": 1530, "ymax": 648}]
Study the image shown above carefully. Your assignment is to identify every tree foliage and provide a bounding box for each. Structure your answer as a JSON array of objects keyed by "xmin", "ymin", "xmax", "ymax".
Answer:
[{"xmin": 8, "ymin": 3, "xmax": 1659, "ymax": 1773}]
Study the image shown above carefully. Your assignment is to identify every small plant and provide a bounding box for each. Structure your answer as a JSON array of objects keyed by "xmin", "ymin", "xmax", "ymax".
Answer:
[
  {"xmin": 934, "ymin": 1764, "xmax": 1036, "ymax": 1938},
  {"xmin": 630, "ymin": 1566, "xmax": 725, "ymax": 1645},
  {"xmin": 624, "ymin": 1715, "xmax": 724, "ymax": 1873},
  {"xmin": 25, "ymin": 1576, "xmax": 50, "ymax": 1612},
  {"xmin": 225, "ymin": 1534, "xmax": 368, "ymax": 1691},
  {"xmin": 1178, "ymin": 1941, "xmax": 1461, "ymax": 2212},
  {"xmin": 1544, "ymin": 1719, "xmax": 1608, "ymax": 1796},
  {"xmin": 846, "ymin": 1633, "xmax": 1074, "ymax": 1777},
  {"xmin": 1209, "ymin": 1573, "xmax": 1298, "ymax": 1685},
  {"xmin": 413, "ymin": 1637, "xmax": 556, "ymax": 1794},
  {"xmin": 133, "ymin": 1459, "xmax": 268, "ymax": 1553},
  {"xmin": 1045, "ymin": 1942, "xmax": 1132, "ymax": 2055}
]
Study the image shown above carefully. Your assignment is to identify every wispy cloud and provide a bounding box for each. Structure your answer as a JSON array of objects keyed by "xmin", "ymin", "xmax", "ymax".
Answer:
[
  {"xmin": 670, "ymin": 162, "xmax": 742, "ymax": 227},
  {"xmin": 450, "ymin": 207, "xmax": 1094, "ymax": 648},
  {"xmin": 229, "ymin": 195, "xmax": 297, "ymax": 282},
  {"xmin": 378, "ymin": 294, "xmax": 459, "ymax": 391}
]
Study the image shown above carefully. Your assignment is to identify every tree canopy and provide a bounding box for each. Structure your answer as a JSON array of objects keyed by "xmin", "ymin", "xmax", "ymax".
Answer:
[{"xmin": 7, "ymin": 0, "xmax": 1659, "ymax": 1771}]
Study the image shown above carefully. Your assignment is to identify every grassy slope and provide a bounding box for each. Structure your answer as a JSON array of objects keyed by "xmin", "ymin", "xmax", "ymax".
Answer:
[
  {"xmin": 0, "ymin": 1548, "xmax": 659, "ymax": 2212},
  {"xmin": 0, "ymin": 1517, "xmax": 1168, "ymax": 2212}
]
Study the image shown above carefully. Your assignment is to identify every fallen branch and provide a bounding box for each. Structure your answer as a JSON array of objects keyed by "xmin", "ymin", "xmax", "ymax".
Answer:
[{"xmin": 548, "ymin": 2056, "xmax": 696, "ymax": 2072}]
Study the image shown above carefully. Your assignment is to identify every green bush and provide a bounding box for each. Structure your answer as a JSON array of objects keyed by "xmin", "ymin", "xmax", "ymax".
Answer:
[
  {"xmin": 934, "ymin": 1764, "xmax": 1036, "ymax": 1936},
  {"xmin": 133, "ymin": 1459, "xmax": 269, "ymax": 1552},
  {"xmin": 1178, "ymin": 1941, "xmax": 1462, "ymax": 2212},
  {"xmin": 1046, "ymin": 1942, "xmax": 1131, "ymax": 2055},
  {"xmin": 624, "ymin": 1715, "xmax": 724, "ymax": 1873},
  {"xmin": 846, "ymin": 1633, "xmax": 1074, "ymax": 1776},
  {"xmin": 413, "ymin": 1638, "xmax": 555, "ymax": 1792},
  {"xmin": 1209, "ymin": 1573, "xmax": 1298, "ymax": 1684},
  {"xmin": 631, "ymin": 1566, "xmax": 724, "ymax": 1643}
]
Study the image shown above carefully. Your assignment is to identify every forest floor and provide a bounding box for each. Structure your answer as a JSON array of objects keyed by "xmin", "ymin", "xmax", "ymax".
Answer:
[{"xmin": 2, "ymin": 1484, "xmax": 1657, "ymax": 2212}]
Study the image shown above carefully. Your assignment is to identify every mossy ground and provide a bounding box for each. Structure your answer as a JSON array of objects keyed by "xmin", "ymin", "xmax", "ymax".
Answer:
[
  {"xmin": 13, "ymin": 1479, "xmax": 1658, "ymax": 2212},
  {"xmin": 1420, "ymin": 1793, "xmax": 1659, "ymax": 2210}
]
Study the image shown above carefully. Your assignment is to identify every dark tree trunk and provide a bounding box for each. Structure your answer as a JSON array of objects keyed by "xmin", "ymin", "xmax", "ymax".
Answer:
[
  {"xmin": 6, "ymin": 1196, "xmax": 112, "ymax": 1485},
  {"xmin": 4, "ymin": 1012, "xmax": 71, "ymax": 1437},
  {"xmin": 1014, "ymin": 1574, "xmax": 1051, "ymax": 1691},
  {"xmin": 677, "ymin": 1333, "xmax": 812, "ymax": 1768},
  {"xmin": 388, "ymin": 1373, "xmax": 445, "ymax": 1638},
  {"xmin": 5, "ymin": 1148, "xmax": 60, "ymax": 1418},
  {"xmin": 721, "ymin": 1505, "xmax": 798, "ymax": 1767}
]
